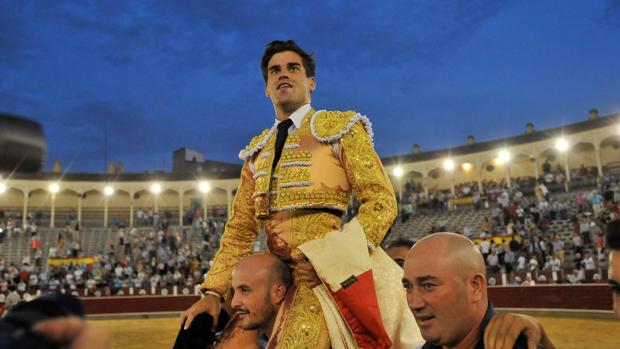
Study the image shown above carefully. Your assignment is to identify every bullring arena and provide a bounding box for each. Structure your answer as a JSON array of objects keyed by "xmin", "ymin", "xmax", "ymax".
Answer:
[{"xmin": 1, "ymin": 110, "xmax": 619, "ymax": 348}]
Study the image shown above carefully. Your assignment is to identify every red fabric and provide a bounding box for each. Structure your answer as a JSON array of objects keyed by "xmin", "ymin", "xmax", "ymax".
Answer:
[{"xmin": 328, "ymin": 270, "xmax": 392, "ymax": 349}]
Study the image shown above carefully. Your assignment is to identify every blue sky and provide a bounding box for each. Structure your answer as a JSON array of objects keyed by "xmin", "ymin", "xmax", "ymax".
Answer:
[{"xmin": 2, "ymin": 1, "xmax": 619, "ymax": 172}]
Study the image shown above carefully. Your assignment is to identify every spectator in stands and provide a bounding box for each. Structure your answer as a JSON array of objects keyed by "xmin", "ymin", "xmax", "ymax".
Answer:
[
  {"xmin": 596, "ymin": 230, "xmax": 605, "ymax": 261},
  {"xmin": 521, "ymin": 273, "xmax": 536, "ymax": 286},
  {"xmin": 582, "ymin": 252, "xmax": 596, "ymax": 271},
  {"xmin": 3, "ymin": 285, "xmax": 20, "ymax": 315},
  {"xmin": 486, "ymin": 250, "xmax": 499, "ymax": 273},
  {"xmin": 579, "ymin": 216, "xmax": 591, "ymax": 245},
  {"xmin": 402, "ymin": 233, "xmax": 554, "ymax": 349},
  {"xmin": 602, "ymin": 190, "xmax": 619, "ymax": 221},
  {"xmin": 386, "ymin": 238, "xmax": 415, "ymax": 268},
  {"xmin": 482, "ymin": 217, "xmax": 492, "ymax": 236},
  {"xmin": 605, "ymin": 219, "xmax": 620, "ymax": 317},
  {"xmin": 572, "ymin": 232, "xmax": 583, "ymax": 256},
  {"xmin": 503, "ymin": 247, "xmax": 516, "ymax": 274},
  {"xmin": 592, "ymin": 190, "xmax": 603, "ymax": 218},
  {"xmin": 516, "ymin": 253, "xmax": 527, "ymax": 271},
  {"xmin": 575, "ymin": 192, "xmax": 587, "ymax": 212},
  {"xmin": 479, "ymin": 237, "xmax": 491, "ymax": 261},
  {"xmin": 550, "ymin": 256, "xmax": 561, "ymax": 273},
  {"xmin": 542, "ymin": 160, "xmax": 551, "ymax": 175},
  {"xmin": 551, "ymin": 234, "xmax": 564, "ymax": 265},
  {"xmin": 528, "ymin": 255, "xmax": 540, "ymax": 271}
]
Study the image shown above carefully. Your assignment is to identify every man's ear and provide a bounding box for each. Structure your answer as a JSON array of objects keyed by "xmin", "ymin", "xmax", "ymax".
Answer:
[
  {"xmin": 265, "ymin": 83, "xmax": 270, "ymax": 97},
  {"xmin": 470, "ymin": 273, "xmax": 486, "ymax": 303},
  {"xmin": 272, "ymin": 283, "xmax": 287, "ymax": 304},
  {"xmin": 308, "ymin": 76, "xmax": 316, "ymax": 93}
]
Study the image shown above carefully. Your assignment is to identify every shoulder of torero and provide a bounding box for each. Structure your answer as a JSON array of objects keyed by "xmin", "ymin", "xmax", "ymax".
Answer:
[
  {"xmin": 309, "ymin": 109, "xmax": 374, "ymax": 144},
  {"xmin": 238, "ymin": 125, "xmax": 276, "ymax": 161}
]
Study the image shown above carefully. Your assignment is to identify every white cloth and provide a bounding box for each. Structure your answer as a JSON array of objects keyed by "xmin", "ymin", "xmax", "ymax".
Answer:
[{"xmin": 299, "ymin": 218, "xmax": 423, "ymax": 348}]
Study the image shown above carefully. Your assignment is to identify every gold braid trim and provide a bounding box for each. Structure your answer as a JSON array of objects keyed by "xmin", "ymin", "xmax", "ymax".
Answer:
[
  {"xmin": 310, "ymin": 110, "xmax": 374, "ymax": 144},
  {"xmin": 339, "ymin": 121, "xmax": 397, "ymax": 246},
  {"xmin": 238, "ymin": 126, "xmax": 275, "ymax": 160}
]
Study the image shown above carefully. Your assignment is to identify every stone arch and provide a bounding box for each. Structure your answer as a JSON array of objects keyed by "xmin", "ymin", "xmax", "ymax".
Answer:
[
  {"xmin": 157, "ymin": 188, "xmax": 180, "ymax": 211},
  {"xmin": 599, "ymin": 133, "xmax": 620, "ymax": 174},
  {"xmin": 479, "ymin": 159, "xmax": 502, "ymax": 183},
  {"xmin": 208, "ymin": 188, "xmax": 228, "ymax": 218},
  {"xmin": 106, "ymin": 189, "xmax": 131, "ymax": 227},
  {"xmin": 78, "ymin": 189, "xmax": 105, "ymax": 227},
  {"xmin": 182, "ymin": 188, "xmax": 203, "ymax": 220},
  {"xmin": 0, "ymin": 187, "xmax": 25, "ymax": 214},
  {"xmin": 452, "ymin": 161, "xmax": 478, "ymax": 185},
  {"xmin": 24, "ymin": 188, "xmax": 53, "ymax": 225},
  {"xmin": 426, "ymin": 167, "xmax": 451, "ymax": 191},
  {"xmin": 566, "ymin": 142, "xmax": 596, "ymax": 172},
  {"xmin": 537, "ymin": 147, "xmax": 559, "ymax": 169},
  {"xmin": 509, "ymin": 153, "xmax": 537, "ymax": 182},
  {"xmin": 399, "ymin": 170, "xmax": 425, "ymax": 194},
  {"xmin": 133, "ymin": 189, "xmax": 156, "ymax": 209}
]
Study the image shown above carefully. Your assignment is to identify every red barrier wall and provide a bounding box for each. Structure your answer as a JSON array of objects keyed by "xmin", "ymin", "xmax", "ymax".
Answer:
[
  {"xmin": 488, "ymin": 284, "xmax": 612, "ymax": 310},
  {"xmin": 82, "ymin": 295, "xmax": 199, "ymax": 314},
  {"xmin": 75, "ymin": 284, "xmax": 613, "ymax": 315}
]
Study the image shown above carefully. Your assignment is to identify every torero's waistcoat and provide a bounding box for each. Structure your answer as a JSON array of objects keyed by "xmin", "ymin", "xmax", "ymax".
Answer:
[{"xmin": 238, "ymin": 109, "xmax": 374, "ymax": 220}]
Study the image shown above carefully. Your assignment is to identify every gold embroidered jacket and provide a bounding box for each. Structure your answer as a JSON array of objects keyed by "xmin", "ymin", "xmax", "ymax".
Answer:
[{"xmin": 201, "ymin": 109, "xmax": 397, "ymax": 295}]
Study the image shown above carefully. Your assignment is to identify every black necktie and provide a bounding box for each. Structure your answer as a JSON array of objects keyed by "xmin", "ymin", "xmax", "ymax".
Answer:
[{"xmin": 272, "ymin": 118, "xmax": 293, "ymax": 171}]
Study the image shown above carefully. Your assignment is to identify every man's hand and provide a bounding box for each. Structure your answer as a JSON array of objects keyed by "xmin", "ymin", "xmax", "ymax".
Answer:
[
  {"xmin": 179, "ymin": 293, "xmax": 222, "ymax": 331},
  {"xmin": 34, "ymin": 316, "xmax": 110, "ymax": 349},
  {"xmin": 484, "ymin": 313, "xmax": 555, "ymax": 349},
  {"xmin": 291, "ymin": 253, "xmax": 322, "ymax": 289}
]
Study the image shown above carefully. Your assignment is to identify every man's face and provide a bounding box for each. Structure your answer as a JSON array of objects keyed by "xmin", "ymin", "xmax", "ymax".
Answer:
[
  {"xmin": 231, "ymin": 268, "xmax": 278, "ymax": 331},
  {"xmin": 386, "ymin": 246, "xmax": 410, "ymax": 268},
  {"xmin": 402, "ymin": 251, "xmax": 476, "ymax": 347},
  {"xmin": 265, "ymin": 50, "xmax": 315, "ymax": 113},
  {"xmin": 609, "ymin": 250, "xmax": 620, "ymax": 317}
]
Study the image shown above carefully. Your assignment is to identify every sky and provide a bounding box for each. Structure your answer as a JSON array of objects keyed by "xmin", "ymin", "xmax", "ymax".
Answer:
[{"xmin": 2, "ymin": 0, "xmax": 620, "ymax": 173}]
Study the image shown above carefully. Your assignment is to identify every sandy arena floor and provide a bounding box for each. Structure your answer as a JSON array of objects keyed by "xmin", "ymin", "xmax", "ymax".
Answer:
[{"xmin": 92, "ymin": 314, "xmax": 619, "ymax": 349}]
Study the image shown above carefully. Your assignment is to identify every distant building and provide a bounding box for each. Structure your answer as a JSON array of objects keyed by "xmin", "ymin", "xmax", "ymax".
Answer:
[{"xmin": 172, "ymin": 147, "xmax": 241, "ymax": 179}]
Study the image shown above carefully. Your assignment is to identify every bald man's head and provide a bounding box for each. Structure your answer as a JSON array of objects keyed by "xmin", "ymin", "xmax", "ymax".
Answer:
[
  {"xmin": 411, "ymin": 233, "xmax": 486, "ymax": 282},
  {"xmin": 236, "ymin": 253, "xmax": 293, "ymax": 290},
  {"xmin": 402, "ymin": 233, "xmax": 488, "ymax": 347},
  {"xmin": 231, "ymin": 254, "xmax": 292, "ymax": 331}
]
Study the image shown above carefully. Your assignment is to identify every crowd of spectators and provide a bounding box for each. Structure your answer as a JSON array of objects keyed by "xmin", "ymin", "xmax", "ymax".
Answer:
[
  {"xmin": 0, "ymin": 216, "xmax": 227, "ymax": 307},
  {"xmin": 469, "ymin": 174, "xmax": 618, "ymax": 285},
  {"xmin": 396, "ymin": 163, "xmax": 603, "ymax": 221},
  {"xmin": 386, "ymin": 165, "xmax": 619, "ymax": 286}
]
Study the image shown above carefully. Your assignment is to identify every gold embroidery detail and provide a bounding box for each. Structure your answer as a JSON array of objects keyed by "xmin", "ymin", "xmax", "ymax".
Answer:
[
  {"xmin": 311, "ymin": 110, "xmax": 357, "ymax": 140},
  {"xmin": 272, "ymin": 188, "xmax": 349, "ymax": 211},
  {"xmin": 287, "ymin": 134, "xmax": 301, "ymax": 143},
  {"xmin": 201, "ymin": 161, "xmax": 259, "ymax": 296},
  {"xmin": 239, "ymin": 127, "xmax": 272, "ymax": 160},
  {"xmin": 277, "ymin": 167, "xmax": 311, "ymax": 184},
  {"xmin": 340, "ymin": 121, "xmax": 397, "ymax": 246},
  {"xmin": 268, "ymin": 211, "xmax": 337, "ymax": 348},
  {"xmin": 281, "ymin": 149, "xmax": 312, "ymax": 162},
  {"xmin": 277, "ymin": 285, "xmax": 330, "ymax": 348}
]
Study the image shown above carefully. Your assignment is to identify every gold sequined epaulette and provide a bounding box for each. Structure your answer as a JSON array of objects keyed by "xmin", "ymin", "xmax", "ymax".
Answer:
[
  {"xmin": 310, "ymin": 110, "xmax": 374, "ymax": 144},
  {"xmin": 238, "ymin": 126, "xmax": 276, "ymax": 160}
]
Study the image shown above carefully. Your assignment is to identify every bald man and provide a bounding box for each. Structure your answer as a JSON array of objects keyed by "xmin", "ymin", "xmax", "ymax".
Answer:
[
  {"xmin": 188, "ymin": 253, "xmax": 294, "ymax": 348},
  {"xmin": 230, "ymin": 254, "xmax": 292, "ymax": 336},
  {"xmin": 605, "ymin": 219, "xmax": 620, "ymax": 317},
  {"xmin": 403, "ymin": 233, "xmax": 553, "ymax": 349}
]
